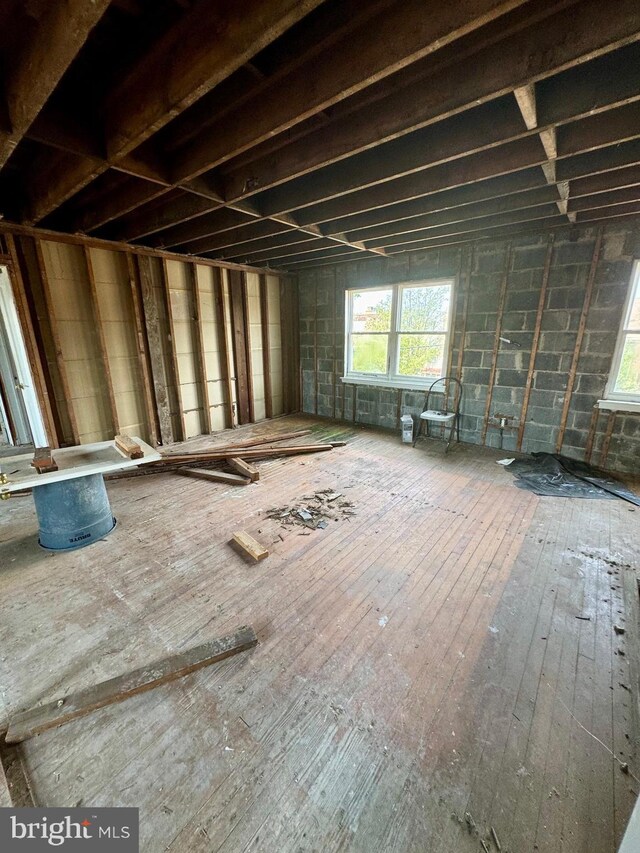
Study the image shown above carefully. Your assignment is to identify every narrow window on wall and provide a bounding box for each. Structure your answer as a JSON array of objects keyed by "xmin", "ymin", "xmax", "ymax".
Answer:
[
  {"xmin": 606, "ymin": 260, "xmax": 640, "ymax": 404},
  {"xmin": 344, "ymin": 280, "xmax": 454, "ymax": 389}
]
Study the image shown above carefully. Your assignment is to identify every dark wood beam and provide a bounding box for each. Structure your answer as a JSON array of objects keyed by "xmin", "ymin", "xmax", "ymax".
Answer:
[
  {"xmin": 24, "ymin": 0, "xmax": 327, "ymax": 223},
  {"xmin": 568, "ymin": 186, "xmax": 640, "ymax": 212},
  {"xmin": 208, "ymin": 231, "xmax": 321, "ymax": 261},
  {"xmin": 218, "ymin": 0, "xmax": 640, "ymax": 203},
  {"xmin": 575, "ymin": 200, "xmax": 640, "ymax": 221},
  {"xmin": 568, "ymin": 164, "xmax": 640, "ymax": 198},
  {"xmin": 0, "ymin": 0, "xmax": 110, "ymax": 168},
  {"xmin": 170, "ymin": 0, "xmax": 532, "ymax": 182},
  {"xmin": 184, "ymin": 221, "xmax": 300, "ymax": 256}
]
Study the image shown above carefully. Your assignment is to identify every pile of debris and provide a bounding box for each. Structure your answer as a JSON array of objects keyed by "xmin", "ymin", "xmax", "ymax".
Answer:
[{"xmin": 266, "ymin": 489, "xmax": 357, "ymax": 531}]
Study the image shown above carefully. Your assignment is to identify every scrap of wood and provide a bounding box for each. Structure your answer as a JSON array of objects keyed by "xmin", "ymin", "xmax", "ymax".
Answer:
[
  {"xmin": 228, "ymin": 456, "xmax": 260, "ymax": 481},
  {"xmin": 31, "ymin": 446, "xmax": 57, "ymax": 474},
  {"xmin": 231, "ymin": 531, "xmax": 269, "ymax": 562},
  {"xmin": 115, "ymin": 433, "xmax": 144, "ymax": 459},
  {"xmin": 0, "ymin": 739, "xmax": 36, "ymax": 806},
  {"xmin": 5, "ymin": 626, "xmax": 258, "ymax": 744},
  {"xmin": 176, "ymin": 468, "xmax": 250, "ymax": 486}
]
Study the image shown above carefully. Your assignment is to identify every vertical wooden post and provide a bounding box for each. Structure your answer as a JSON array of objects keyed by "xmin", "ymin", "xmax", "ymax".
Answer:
[
  {"xmin": 34, "ymin": 239, "xmax": 80, "ymax": 445},
  {"xmin": 291, "ymin": 276, "xmax": 301, "ymax": 413},
  {"xmin": 228, "ymin": 269, "xmax": 251, "ymax": 424},
  {"xmin": 125, "ymin": 253, "xmax": 159, "ymax": 446},
  {"xmin": 241, "ymin": 273, "xmax": 255, "ymax": 422},
  {"xmin": 259, "ymin": 274, "xmax": 273, "ymax": 420},
  {"xmin": 313, "ymin": 273, "xmax": 318, "ymax": 415},
  {"xmin": 517, "ymin": 233, "xmax": 554, "ymax": 450},
  {"xmin": 555, "ymin": 227, "xmax": 603, "ymax": 453},
  {"xmin": 599, "ymin": 411, "xmax": 616, "ymax": 468},
  {"xmin": 481, "ymin": 242, "xmax": 512, "ymax": 445},
  {"xmin": 161, "ymin": 258, "xmax": 186, "ymax": 441},
  {"xmin": 137, "ymin": 255, "xmax": 173, "ymax": 445},
  {"xmin": 332, "ymin": 268, "xmax": 337, "ymax": 419},
  {"xmin": 84, "ymin": 246, "xmax": 119, "ymax": 435},
  {"xmin": 584, "ymin": 406, "xmax": 600, "ymax": 464},
  {"xmin": 214, "ymin": 268, "xmax": 235, "ymax": 429},
  {"xmin": 5, "ymin": 234, "xmax": 59, "ymax": 447},
  {"xmin": 455, "ymin": 245, "xmax": 474, "ymax": 385},
  {"xmin": 188, "ymin": 262, "xmax": 212, "ymax": 435}
]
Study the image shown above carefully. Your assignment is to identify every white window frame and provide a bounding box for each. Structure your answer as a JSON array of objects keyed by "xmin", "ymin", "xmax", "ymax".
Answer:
[
  {"xmin": 343, "ymin": 279, "xmax": 455, "ymax": 390},
  {"xmin": 601, "ymin": 259, "xmax": 640, "ymax": 408}
]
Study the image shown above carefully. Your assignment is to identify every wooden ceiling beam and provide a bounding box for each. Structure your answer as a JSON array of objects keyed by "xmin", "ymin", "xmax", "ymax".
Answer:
[
  {"xmin": 170, "ymin": 0, "xmax": 532, "ymax": 183},
  {"xmin": 568, "ymin": 186, "xmax": 640, "ymax": 212},
  {"xmin": 0, "ymin": 0, "xmax": 110, "ymax": 169},
  {"xmin": 23, "ymin": 0, "xmax": 327, "ymax": 223},
  {"xmin": 175, "ymin": 220, "xmax": 299, "ymax": 255},
  {"xmin": 569, "ymin": 164, "xmax": 640, "ymax": 198},
  {"xmin": 219, "ymin": 0, "xmax": 640, "ymax": 204}
]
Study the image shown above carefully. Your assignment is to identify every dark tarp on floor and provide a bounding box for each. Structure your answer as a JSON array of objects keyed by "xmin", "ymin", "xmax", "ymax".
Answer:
[{"xmin": 507, "ymin": 453, "xmax": 640, "ymax": 506}]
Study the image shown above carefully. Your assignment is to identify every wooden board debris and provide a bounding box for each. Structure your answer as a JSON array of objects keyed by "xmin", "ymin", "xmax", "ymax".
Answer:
[
  {"xmin": 160, "ymin": 428, "xmax": 313, "ymax": 459},
  {"xmin": 5, "ymin": 626, "xmax": 258, "ymax": 744},
  {"xmin": 176, "ymin": 468, "xmax": 250, "ymax": 486},
  {"xmin": 228, "ymin": 456, "xmax": 260, "ymax": 481},
  {"xmin": 231, "ymin": 531, "xmax": 269, "ymax": 562},
  {"xmin": 31, "ymin": 446, "xmax": 57, "ymax": 474},
  {"xmin": 115, "ymin": 433, "xmax": 144, "ymax": 459}
]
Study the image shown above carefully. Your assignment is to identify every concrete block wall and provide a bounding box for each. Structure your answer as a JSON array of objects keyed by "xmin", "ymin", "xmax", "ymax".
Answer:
[{"xmin": 297, "ymin": 220, "xmax": 640, "ymax": 475}]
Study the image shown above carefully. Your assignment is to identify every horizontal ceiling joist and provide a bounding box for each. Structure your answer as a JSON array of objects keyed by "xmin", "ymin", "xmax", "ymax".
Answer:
[{"xmin": 21, "ymin": 0, "xmax": 327, "ymax": 224}]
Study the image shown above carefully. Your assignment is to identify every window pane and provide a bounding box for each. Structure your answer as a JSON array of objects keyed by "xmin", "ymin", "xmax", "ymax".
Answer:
[
  {"xmin": 351, "ymin": 334, "xmax": 388, "ymax": 374},
  {"xmin": 397, "ymin": 334, "xmax": 445, "ymax": 378},
  {"xmin": 351, "ymin": 289, "xmax": 392, "ymax": 332},
  {"xmin": 614, "ymin": 333, "xmax": 640, "ymax": 394},
  {"xmin": 400, "ymin": 285, "xmax": 451, "ymax": 332}
]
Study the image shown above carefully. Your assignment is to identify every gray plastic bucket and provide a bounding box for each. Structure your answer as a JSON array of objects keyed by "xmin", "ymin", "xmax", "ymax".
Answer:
[{"xmin": 33, "ymin": 473, "xmax": 116, "ymax": 551}]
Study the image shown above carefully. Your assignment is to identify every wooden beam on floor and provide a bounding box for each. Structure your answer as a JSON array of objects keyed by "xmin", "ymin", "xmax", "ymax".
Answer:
[
  {"xmin": 228, "ymin": 457, "xmax": 260, "ymax": 482},
  {"xmin": 5, "ymin": 626, "xmax": 259, "ymax": 744},
  {"xmin": 231, "ymin": 532, "xmax": 269, "ymax": 562},
  {"xmin": 176, "ymin": 468, "xmax": 250, "ymax": 486},
  {"xmin": 0, "ymin": 0, "xmax": 110, "ymax": 169}
]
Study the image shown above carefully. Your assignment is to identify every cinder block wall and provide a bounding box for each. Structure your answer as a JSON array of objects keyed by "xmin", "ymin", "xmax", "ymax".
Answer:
[{"xmin": 297, "ymin": 221, "xmax": 640, "ymax": 474}]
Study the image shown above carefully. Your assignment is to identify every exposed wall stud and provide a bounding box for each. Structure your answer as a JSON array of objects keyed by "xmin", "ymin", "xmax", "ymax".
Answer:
[
  {"xmin": 34, "ymin": 239, "xmax": 80, "ymax": 445},
  {"xmin": 137, "ymin": 255, "xmax": 174, "ymax": 445},
  {"xmin": 125, "ymin": 254, "xmax": 159, "ymax": 446},
  {"xmin": 555, "ymin": 226, "xmax": 603, "ymax": 453},
  {"xmin": 188, "ymin": 262, "xmax": 212, "ymax": 434},
  {"xmin": 517, "ymin": 233, "xmax": 554, "ymax": 450},
  {"xmin": 84, "ymin": 246, "xmax": 120, "ymax": 435},
  {"xmin": 481, "ymin": 242, "xmax": 513, "ymax": 445},
  {"xmin": 259, "ymin": 274, "xmax": 273, "ymax": 420},
  {"xmin": 214, "ymin": 268, "xmax": 236, "ymax": 429},
  {"xmin": 228, "ymin": 269, "xmax": 251, "ymax": 424}
]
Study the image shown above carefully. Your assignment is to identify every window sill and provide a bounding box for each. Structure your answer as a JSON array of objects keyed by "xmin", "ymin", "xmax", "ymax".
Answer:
[
  {"xmin": 341, "ymin": 375, "xmax": 432, "ymax": 391},
  {"xmin": 597, "ymin": 399, "xmax": 640, "ymax": 413}
]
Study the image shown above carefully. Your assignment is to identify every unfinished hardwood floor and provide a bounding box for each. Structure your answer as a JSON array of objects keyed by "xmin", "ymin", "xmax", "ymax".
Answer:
[{"xmin": 0, "ymin": 416, "xmax": 638, "ymax": 852}]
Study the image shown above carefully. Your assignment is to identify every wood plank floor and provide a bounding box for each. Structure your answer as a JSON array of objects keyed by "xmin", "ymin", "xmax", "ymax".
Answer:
[{"xmin": 0, "ymin": 416, "xmax": 638, "ymax": 852}]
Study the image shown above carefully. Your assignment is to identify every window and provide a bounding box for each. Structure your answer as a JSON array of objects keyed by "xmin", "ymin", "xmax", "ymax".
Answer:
[
  {"xmin": 344, "ymin": 280, "xmax": 454, "ymax": 388},
  {"xmin": 605, "ymin": 260, "xmax": 640, "ymax": 404}
]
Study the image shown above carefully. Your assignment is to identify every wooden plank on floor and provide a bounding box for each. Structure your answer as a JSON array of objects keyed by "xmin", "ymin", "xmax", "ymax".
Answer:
[
  {"xmin": 5, "ymin": 626, "xmax": 258, "ymax": 744},
  {"xmin": 231, "ymin": 531, "xmax": 269, "ymax": 562},
  {"xmin": 227, "ymin": 457, "xmax": 260, "ymax": 482},
  {"xmin": 176, "ymin": 468, "xmax": 250, "ymax": 486}
]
